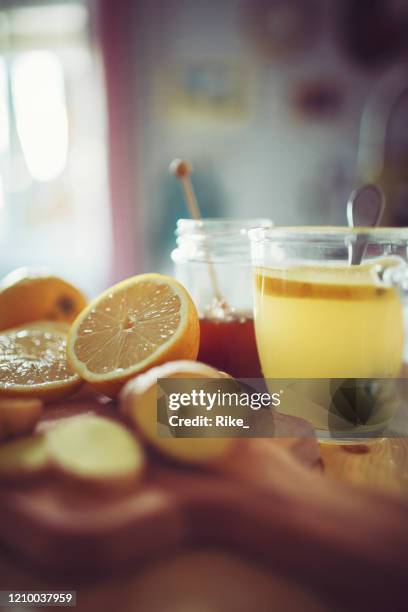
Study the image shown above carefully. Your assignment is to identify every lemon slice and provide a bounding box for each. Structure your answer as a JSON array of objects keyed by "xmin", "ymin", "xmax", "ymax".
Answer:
[
  {"xmin": 5, "ymin": 320, "xmax": 71, "ymax": 334},
  {"xmin": 67, "ymin": 274, "xmax": 200, "ymax": 397},
  {"xmin": 0, "ymin": 328, "xmax": 81, "ymax": 401}
]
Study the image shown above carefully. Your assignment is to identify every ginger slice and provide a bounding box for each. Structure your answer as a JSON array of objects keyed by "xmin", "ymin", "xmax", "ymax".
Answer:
[
  {"xmin": 121, "ymin": 360, "xmax": 236, "ymax": 465},
  {"xmin": 0, "ymin": 398, "xmax": 43, "ymax": 441},
  {"xmin": 0, "ymin": 434, "xmax": 48, "ymax": 479},
  {"xmin": 46, "ymin": 415, "xmax": 144, "ymax": 487}
]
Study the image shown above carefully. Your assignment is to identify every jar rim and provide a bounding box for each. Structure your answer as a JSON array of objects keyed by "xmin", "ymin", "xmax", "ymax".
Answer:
[
  {"xmin": 176, "ymin": 218, "xmax": 272, "ymax": 237},
  {"xmin": 173, "ymin": 218, "xmax": 273, "ymax": 263}
]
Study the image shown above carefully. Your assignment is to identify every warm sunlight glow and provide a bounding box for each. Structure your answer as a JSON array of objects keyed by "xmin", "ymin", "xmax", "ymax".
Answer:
[
  {"xmin": 12, "ymin": 51, "xmax": 69, "ymax": 182},
  {"xmin": 0, "ymin": 58, "xmax": 9, "ymax": 154},
  {"xmin": 10, "ymin": 4, "xmax": 88, "ymax": 37}
]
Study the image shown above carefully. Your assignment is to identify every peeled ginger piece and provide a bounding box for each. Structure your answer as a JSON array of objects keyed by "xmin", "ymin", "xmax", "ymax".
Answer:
[
  {"xmin": 0, "ymin": 398, "xmax": 43, "ymax": 441},
  {"xmin": 46, "ymin": 415, "xmax": 144, "ymax": 487},
  {"xmin": 0, "ymin": 435, "xmax": 48, "ymax": 479},
  {"xmin": 120, "ymin": 360, "xmax": 236, "ymax": 465}
]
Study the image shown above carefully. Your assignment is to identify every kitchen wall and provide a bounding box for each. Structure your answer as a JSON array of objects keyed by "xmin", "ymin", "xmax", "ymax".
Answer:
[{"xmin": 131, "ymin": 0, "xmax": 396, "ymax": 272}]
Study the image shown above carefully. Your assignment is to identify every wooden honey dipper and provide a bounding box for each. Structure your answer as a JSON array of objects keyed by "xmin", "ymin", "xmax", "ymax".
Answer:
[{"xmin": 169, "ymin": 159, "xmax": 234, "ymax": 319}]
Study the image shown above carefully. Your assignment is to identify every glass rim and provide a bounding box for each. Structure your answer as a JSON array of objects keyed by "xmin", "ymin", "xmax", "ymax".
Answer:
[{"xmin": 248, "ymin": 226, "xmax": 408, "ymax": 243}]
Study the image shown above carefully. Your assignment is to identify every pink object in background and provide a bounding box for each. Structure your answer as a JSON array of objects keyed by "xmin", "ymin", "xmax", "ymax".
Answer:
[{"xmin": 96, "ymin": 0, "xmax": 143, "ymax": 283}]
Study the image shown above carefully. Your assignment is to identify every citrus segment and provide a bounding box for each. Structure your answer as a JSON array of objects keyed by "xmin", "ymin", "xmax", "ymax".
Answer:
[
  {"xmin": 67, "ymin": 274, "xmax": 200, "ymax": 396},
  {"xmin": 0, "ymin": 328, "xmax": 81, "ymax": 401}
]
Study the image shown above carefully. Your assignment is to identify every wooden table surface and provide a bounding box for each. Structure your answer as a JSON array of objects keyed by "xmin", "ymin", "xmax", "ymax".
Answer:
[
  {"xmin": 321, "ymin": 385, "xmax": 408, "ymax": 495},
  {"xmin": 1, "ymin": 402, "xmax": 408, "ymax": 612},
  {"xmin": 1, "ymin": 437, "xmax": 407, "ymax": 612},
  {"xmin": 321, "ymin": 437, "xmax": 408, "ymax": 495}
]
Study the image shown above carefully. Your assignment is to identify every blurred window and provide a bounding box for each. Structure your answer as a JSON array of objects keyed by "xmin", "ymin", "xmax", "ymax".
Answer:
[
  {"xmin": 0, "ymin": 1, "xmax": 111, "ymax": 295},
  {"xmin": 12, "ymin": 51, "xmax": 69, "ymax": 182}
]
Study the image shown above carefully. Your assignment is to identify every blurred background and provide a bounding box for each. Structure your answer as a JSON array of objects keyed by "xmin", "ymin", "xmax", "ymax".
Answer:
[{"xmin": 0, "ymin": 0, "xmax": 408, "ymax": 294}]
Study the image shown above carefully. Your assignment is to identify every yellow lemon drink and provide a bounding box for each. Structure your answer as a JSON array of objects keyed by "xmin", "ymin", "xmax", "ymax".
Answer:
[{"xmin": 253, "ymin": 258, "xmax": 404, "ymax": 433}]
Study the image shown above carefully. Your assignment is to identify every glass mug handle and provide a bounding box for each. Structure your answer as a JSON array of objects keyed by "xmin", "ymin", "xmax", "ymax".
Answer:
[{"xmin": 378, "ymin": 261, "xmax": 408, "ymax": 295}]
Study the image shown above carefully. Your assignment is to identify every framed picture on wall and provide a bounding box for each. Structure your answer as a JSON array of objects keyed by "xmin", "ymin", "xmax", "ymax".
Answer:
[{"xmin": 158, "ymin": 60, "xmax": 249, "ymax": 123}]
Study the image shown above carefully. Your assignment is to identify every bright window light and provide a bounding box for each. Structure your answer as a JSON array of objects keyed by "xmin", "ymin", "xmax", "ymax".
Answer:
[
  {"xmin": 10, "ymin": 4, "xmax": 88, "ymax": 37},
  {"xmin": 12, "ymin": 51, "xmax": 69, "ymax": 182},
  {"xmin": 0, "ymin": 174, "xmax": 5, "ymax": 209},
  {"xmin": 0, "ymin": 58, "xmax": 9, "ymax": 154}
]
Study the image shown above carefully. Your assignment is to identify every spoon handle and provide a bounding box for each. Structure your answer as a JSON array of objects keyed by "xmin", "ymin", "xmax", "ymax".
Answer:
[{"xmin": 347, "ymin": 184, "xmax": 385, "ymax": 266}]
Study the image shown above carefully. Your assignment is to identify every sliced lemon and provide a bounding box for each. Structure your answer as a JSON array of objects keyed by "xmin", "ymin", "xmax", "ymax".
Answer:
[
  {"xmin": 0, "ymin": 268, "xmax": 87, "ymax": 331},
  {"xmin": 67, "ymin": 274, "xmax": 200, "ymax": 397},
  {"xmin": 5, "ymin": 320, "xmax": 71, "ymax": 334},
  {"xmin": 0, "ymin": 328, "xmax": 81, "ymax": 401}
]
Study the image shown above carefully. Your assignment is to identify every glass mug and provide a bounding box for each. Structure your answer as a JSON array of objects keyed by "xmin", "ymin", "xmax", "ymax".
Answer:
[{"xmin": 249, "ymin": 227, "xmax": 408, "ymax": 440}]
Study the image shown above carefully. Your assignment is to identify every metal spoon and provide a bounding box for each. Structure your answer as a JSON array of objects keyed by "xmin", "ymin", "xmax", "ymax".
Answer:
[{"xmin": 347, "ymin": 184, "xmax": 385, "ymax": 265}]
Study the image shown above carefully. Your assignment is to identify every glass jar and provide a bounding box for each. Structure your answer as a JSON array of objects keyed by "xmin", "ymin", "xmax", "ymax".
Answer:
[{"xmin": 172, "ymin": 218, "xmax": 272, "ymax": 378}]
